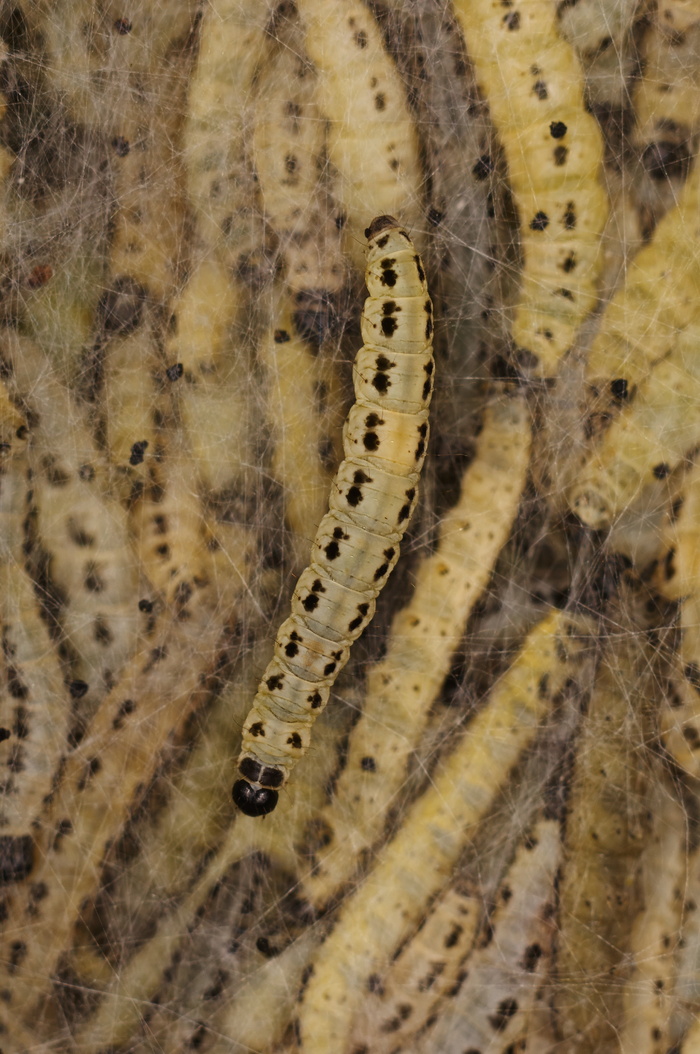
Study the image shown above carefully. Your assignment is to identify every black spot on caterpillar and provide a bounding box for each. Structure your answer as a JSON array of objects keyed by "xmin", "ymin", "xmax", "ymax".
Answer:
[{"xmin": 233, "ymin": 218, "xmax": 433, "ymax": 817}]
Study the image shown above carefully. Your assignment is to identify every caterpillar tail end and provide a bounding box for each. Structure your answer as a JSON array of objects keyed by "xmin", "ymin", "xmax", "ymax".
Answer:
[
  {"xmin": 232, "ymin": 779, "xmax": 279, "ymax": 817},
  {"xmin": 365, "ymin": 214, "xmax": 400, "ymax": 239}
]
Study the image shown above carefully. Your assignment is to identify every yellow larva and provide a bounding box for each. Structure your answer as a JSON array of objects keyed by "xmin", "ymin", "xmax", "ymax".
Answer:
[
  {"xmin": 633, "ymin": 2, "xmax": 700, "ymax": 176},
  {"xmin": 233, "ymin": 216, "xmax": 434, "ymax": 818},
  {"xmin": 0, "ymin": 607, "xmax": 223, "ymax": 1030},
  {"xmin": 653, "ymin": 462, "xmax": 700, "ymax": 776},
  {"xmin": 257, "ymin": 296, "xmax": 339, "ymax": 561},
  {"xmin": 585, "ymin": 156, "xmax": 700, "ymax": 391},
  {"xmin": 182, "ymin": 0, "xmax": 275, "ymax": 263},
  {"xmin": 302, "ymin": 389, "xmax": 531, "ymax": 907},
  {"xmin": 0, "ymin": 457, "xmax": 70, "ymax": 882},
  {"xmin": 296, "ymin": 0, "xmax": 423, "ymax": 269},
  {"xmin": 349, "ymin": 884, "xmax": 482, "ymax": 1052},
  {"xmin": 556, "ymin": 626, "xmax": 655, "ymax": 1051},
  {"xmin": 252, "ymin": 33, "xmax": 346, "ymax": 554},
  {"xmin": 619, "ymin": 784, "xmax": 687, "ymax": 1054},
  {"xmin": 675, "ymin": 840, "xmax": 700, "ymax": 1022},
  {"xmin": 296, "ymin": 611, "xmax": 589, "ymax": 1054},
  {"xmin": 414, "ymin": 818, "xmax": 561, "ymax": 1054},
  {"xmin": 166, "ymin": 0, "xmax": 267, "ymax": 502},
  {"xmin": 452, "ymin": 0, "xmax": 608, "ymax": 378},
  {"xmin": 1, "ymin": 331, "xmax": 141, "ymax": 716},
  {"xmin": 569, "ymin": 322, "xmax": 700, "ymax": 528}
]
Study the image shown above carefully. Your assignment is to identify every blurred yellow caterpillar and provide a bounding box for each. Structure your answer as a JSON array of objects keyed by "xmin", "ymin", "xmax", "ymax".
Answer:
[{"xmin": 453, "ymin": 0, "xmax": 608, "ymax": 378}]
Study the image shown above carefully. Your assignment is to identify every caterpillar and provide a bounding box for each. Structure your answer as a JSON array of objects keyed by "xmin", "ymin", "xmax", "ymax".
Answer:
[
  {"xmin": 632, "ymin": 1, "xmax": 700, "ymax": 185},
  {"xmin": 349, "ymin": 884, "xmax": 482, "ymax": 1053},
  {"xmin": 619, "ymin": 784, "xmax": 686, "ymax": 1054},
  {"xmin": 654, "ymin": 462, "xmax": 700, "ymax": 778},
  {"xmin": 301, "ymin": 389, "xmax": 531, "ymax": 907},
  {"xmin": 414, "ymin": 818, "xmax": 561, "ymax": 1054},
  {"xmin": 233, "ymin": 216, "xmax": 434, "ymax": 818},
  {"xmin": 569, "ymin": 320, "xmax": 700, "ymax": 529},
  {"xmin": 296, "ymin": 0, "xmax": 423, "ymax": 270},
  {"xmin": 0, "ymin": 455, "xmax": 70, "ymax": 881},
  {"xmin": 296, "ymin": 610, "xmax": 590, "ymax": 1054},
  {"xmin": 675, "ymin": 840, "xmax": 700, "ymax": 1024},
  {"xmin": 452, "ymin": 0, "xmax": 608, "ymax": 378},
  {"xmin": 585, "ymin": 156, "xmax": 700, "ymax": 394},
  {"xmin": 556, "ymin": 607, "xmax": 655, "ymax": 1050}
]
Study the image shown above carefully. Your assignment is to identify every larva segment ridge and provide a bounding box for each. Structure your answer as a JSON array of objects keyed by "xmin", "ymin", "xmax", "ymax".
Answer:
[{"xmin": 233, "ymin": 218, "xmax": 433, "ymax": 816}]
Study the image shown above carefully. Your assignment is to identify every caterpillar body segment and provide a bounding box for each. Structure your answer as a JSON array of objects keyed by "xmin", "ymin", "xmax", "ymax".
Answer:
[
  {"xmin": 0, "ymin": 458, "xmax": 70, "ymax": 868},
  {"xmin": 556, "ymin": 625, "xmax": 655, "ymax": 1050},
  {"xmin": 233, "ymin": 217, "xmax": 433, "ymax": 817}
]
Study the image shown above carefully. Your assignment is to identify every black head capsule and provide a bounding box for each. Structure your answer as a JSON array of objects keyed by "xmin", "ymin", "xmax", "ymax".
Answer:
[{"xmin": 232, "ymin": 779, "xmax": 279, "ymax": 817}]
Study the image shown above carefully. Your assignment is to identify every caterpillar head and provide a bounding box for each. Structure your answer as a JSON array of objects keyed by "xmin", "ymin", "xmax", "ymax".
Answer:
[{"xmin": 232, "ymin": 779, "xmax": 279, "ymax": 817}]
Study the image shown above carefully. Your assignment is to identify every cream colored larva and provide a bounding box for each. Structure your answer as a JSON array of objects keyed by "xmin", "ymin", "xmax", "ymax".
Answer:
[{"xmin": 233, "ymin": 216, "xmax": 434, "ymax": 817}]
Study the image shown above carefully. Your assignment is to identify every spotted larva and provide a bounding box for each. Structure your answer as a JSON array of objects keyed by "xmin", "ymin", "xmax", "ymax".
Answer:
[
  {"xmin": 585, "ymin": 156, "xmax": 700, "ymax": 392},
  {"xmin": 452, "ymin": 0, "xmax": 608, "ymax": 378},
  {"xmin": 675, "ymin": 840, "xmax": 700, "ymax": 1023},
  {"xmin": 296, "ymin": 0, "xmax": 423, "ymax": 269},
  {"xmin": 182, "ymin": 0, "xmax": 275, "ymax": 265},
  {"xmin": 252, "ymin": 34, "xmax": 347, "ymax": 554},
  {"xmin": 16, "ymin": 0, "xmax": 197, "ymax": 129},
  {"xmin": 258, "ymin": 297, "xmax": 341, "ymax": 562},
  {"xmin": 0, "ymin": 457, "xmax": 70, "ymax": 882},
  {"xmin": 1, "ymin": 331, "xmax": 141, "ymax": 717},
  {"xmin": 232, "ymin": 216, "xmax": 434, "ymax": 818},
  {"xmin": 100, "ymin": 16, "xmax": 197, "ymax": 486},
  {"xmin": 653, "ymin": 463, "xmax": 700, "ymax": 776},
  {"xmin": 413, "ymin": 818, "xmax": 561, "ymax": 1054},
  {"xmin": 165, "ymin": 0, "xmax": 269, "ymax": 503},
  {"xmin": 349, "ymin": 884, "xmax": 483, "ymax": 1051},
  {"xmin": 302, "ymin": 389, "xmax": 531, "ymax": 907},
  {"xmin": 619, "ymin": 784, "xmax": 686, "ymax": 1054},
  {"xmin": 633, "ymin": 2, "xmax": 700, "ymax": 184},
  {"xmin": 556, "ymin": 625, "xmax": 655, "ymax": 1051},
  {"xmin": 296, "ymin": 611, "xmax": 589, "ymax": 1054},
  {"xmin": 569, "ymin": 320, "xmax": 700, "ymax": 529},
  {"xmin": 129, "ymin": 446, "xmax": 245, "ymax": 615},
  {"xmin": 252, "ymin": 34, "xmax": 347, "ymax": 340},
  {"xmin": 0, "ymin": 607, "xmax": 224, "ymax": 1030}
]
